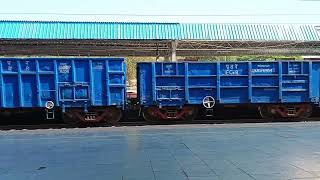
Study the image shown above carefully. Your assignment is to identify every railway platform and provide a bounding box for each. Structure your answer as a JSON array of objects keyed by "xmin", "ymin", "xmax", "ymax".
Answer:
[{"xmin": 1, "ymin": 122, "xmax": 320, "ymax": 180}]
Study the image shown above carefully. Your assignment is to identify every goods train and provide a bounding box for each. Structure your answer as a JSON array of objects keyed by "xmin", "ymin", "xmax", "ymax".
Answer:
[{"xmin": 0, "ymin": 57, "xmax": 319, "ymax": 124}]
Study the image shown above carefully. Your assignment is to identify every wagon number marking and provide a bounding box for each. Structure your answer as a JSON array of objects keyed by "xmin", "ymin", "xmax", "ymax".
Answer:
[{"xmin": 225, "ymin": 64, "xmax": 239, "ymax": 75}]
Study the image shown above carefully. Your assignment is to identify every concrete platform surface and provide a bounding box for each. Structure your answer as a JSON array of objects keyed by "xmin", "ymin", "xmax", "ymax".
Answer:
[{"xmin": 1, "ymin": 122, "xmax": 320, "ymax": 180}]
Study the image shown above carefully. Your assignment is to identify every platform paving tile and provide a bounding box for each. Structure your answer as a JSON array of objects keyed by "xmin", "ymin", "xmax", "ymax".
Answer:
[
  {"xmin": 154, "ymin": 171, "xmax": 189, "ymax": 180},
  {"xmin": 252, "ymin": 173, "xmax": 320, "ymax": 180},
  {"xmin": 290, "ymin": 160, "xmax": 320, "ymax": 172},
  {"xmin": 33, "ymin": 165, "xmax": 124, "ymax": 180},
  {"xmin": 182, "ymin": 164, "xmax": 217, "ymax": 176},
  {"xmin": 175, "ymin": 156, "xmax": 205, "ymax": 165},
  {"xmin": 151, "ymin": 160, "xmax": 182, "ymax": 172},
  {"xmin": 312, "ymin": 171, "xmax": 320, "ymax": 175},
  {"xmin": 216, "ymin": 173, "xmax": 255, "ymax": 180},
  {"xmin": 179, "ymin": 159, "xmax": 207, "ymax": 167},
  {"xmin": 122, "ymin": 174, "xmax": 155, "ymax": 180},
  {"xmin": 204, "ymin": 162, "xmax": 255, "ymax": 180},
  {"xmin": 0, "ymin": 172, "xmax": 37, "ymax": 180},
  {"xmin": 228, "ymin": 160, "xmax": 317, "ymax": 179},
  {"xmin": 0, "ymin": 168, "xmax": 7, "ymax": 175},
  {"xmin": 147, "ymin": 153, "xmax": 176, "ymax": 161},
  {"xmin": 251, "ymin": 173, "xmax": 290, "ymax": 180}
]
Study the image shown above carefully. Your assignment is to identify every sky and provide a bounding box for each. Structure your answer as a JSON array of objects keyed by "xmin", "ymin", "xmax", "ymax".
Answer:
[{"xmin": 0, "ymin": 0, "xmax": 320, "ymax": 23}]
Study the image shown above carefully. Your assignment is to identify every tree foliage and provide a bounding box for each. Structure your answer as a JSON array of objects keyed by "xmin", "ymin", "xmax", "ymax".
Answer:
[{"xmin": 125, "ymin": 57, "xmax": 157, "ymax": 86}]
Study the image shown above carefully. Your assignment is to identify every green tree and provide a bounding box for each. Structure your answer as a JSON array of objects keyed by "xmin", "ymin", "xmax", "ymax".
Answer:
[{"xmin": 125, "ymin": 57, "xmax": 156, "ymax": 86}]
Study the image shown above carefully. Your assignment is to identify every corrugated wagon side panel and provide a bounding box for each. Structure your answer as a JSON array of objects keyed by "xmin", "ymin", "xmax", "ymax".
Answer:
[
  {"xmin": 139, "ymin": 62, "xmax": 220, "ymax": 106},
  {"xmin": 91, "ymin": 60, "xmax": 107, "ymax": 106},
  {"xmin": 1, "ymin": 60, "xmax": 18, "ymax": 108},
  {"xmin": 280, "ymin": 61, "xmax": 310, "ymax": 103},
  {"xmin": 219, "ymin": 62, "xmax": 249, "ymax": 104},
  {"xmin": 0, "ymin": 58, "xmax": 126, "ymax": 109},
  {"xmin": 38, "ymin": 59, "xmax": 56, "ymax": 108},
  {"xmin": 57, "ymin": 59, "xmax": 74, "ymax": 104},
  {"xmin": 251, "ymin": 62, "xmax": 279, "ymax": 103},
  {"xmin": 3, "ymin": 75, "xmax": 19, "ymax": 107},
  {"xmin": 107, "ymin": 59, "xmax": 126, "ymax": 106},
  {"xmin": 138, "ymin": 63, "xmax": 153, "ymax": 106},
  {"xmin": 311, "ymin": 62, "xmax": 320, "ymax": 103},
  {"xmin": 21, "ymin": 74, "xmax": 37, "ymax": 107},
  {"xmin": 57, "ymin": 58, "xmax": 126, "ymax": 107},
  {"xmin": 73, "ymin": 59, "xmax": 90, "ymax": 102},
  {"xmin": 187, "ymin": 62, "xmax": 217, "ymax": 104},
  {"xmin": 138, "ymin": 61, "xmax": 318, "ymax": 108},
  {"xmin": 0, "ymin": 60, "xmax": 3, "ymax": 107},
  {"xmin": 0, "ymin": 58, "xmax": 56, "ymax": 108},
  {"xmin": 155, "ymin": 63, "xmax": 185, "ymax": 106}
]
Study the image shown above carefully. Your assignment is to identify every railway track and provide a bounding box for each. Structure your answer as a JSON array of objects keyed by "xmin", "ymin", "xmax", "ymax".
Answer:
[{"xmin": 0, "ymin": 117, "xmax": 319, "ymax": 131}]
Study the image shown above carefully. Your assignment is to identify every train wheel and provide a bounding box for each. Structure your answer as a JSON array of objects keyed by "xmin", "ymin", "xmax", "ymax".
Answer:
[
  {"xmin": 62, "ymin": 110, "xmax": 82, "ymax": 126},
  {"xmin": 181, "ymin": 106, "xmax": 198, "ymax": 121},
  {"xmin": 102, "ymin": 107, "xmax": 122, "ymax": 124},
  {"xmin": 296, "ymin": 104, "xmax": 312, "ymax": 119},
  {"xmin": 258, "ymin": 105, "xmax": 274, "ymax": 119},
  {"xmin": 142, "ymin": 107, "xmax": 160, "ymax": 123}
]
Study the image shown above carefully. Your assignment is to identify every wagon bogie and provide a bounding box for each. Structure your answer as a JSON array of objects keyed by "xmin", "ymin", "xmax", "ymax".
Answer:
[
  {"xmin": 63, "ymin": 107, "xmax": 122, "ymax": 125},
  {"xmin": 142, "ymin": 106, "xmax": 198, "ymax": 122},
  {"xmin": 258, "ymin": 104, "xmax": 313, "ymax": 119}
]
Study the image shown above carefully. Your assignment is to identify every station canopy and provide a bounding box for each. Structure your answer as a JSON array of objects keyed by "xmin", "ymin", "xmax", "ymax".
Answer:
[{"xmin": 0, "ymin": 20, "xmax": 319, "ymax": 57}]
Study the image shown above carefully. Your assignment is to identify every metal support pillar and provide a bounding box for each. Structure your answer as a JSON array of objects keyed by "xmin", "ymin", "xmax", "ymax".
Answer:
[{"xmin": 171, "ymin": 40, "xmax": 178, "ymax": 62}]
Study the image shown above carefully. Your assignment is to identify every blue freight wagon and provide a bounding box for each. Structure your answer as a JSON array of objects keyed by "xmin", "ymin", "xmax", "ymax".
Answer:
[
  {"xmin": 138, "ymin": 61, "xmax": 320, "ymax": 121},
  {"xmin": 0, "ymin": 57, "xmax": 126, "ymax": 124}
]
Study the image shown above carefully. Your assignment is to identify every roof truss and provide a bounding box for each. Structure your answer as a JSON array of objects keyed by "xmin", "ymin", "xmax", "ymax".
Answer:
[{"xmin": 0, "ymin": 39, "xmax": 319, "ymax": 57}]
